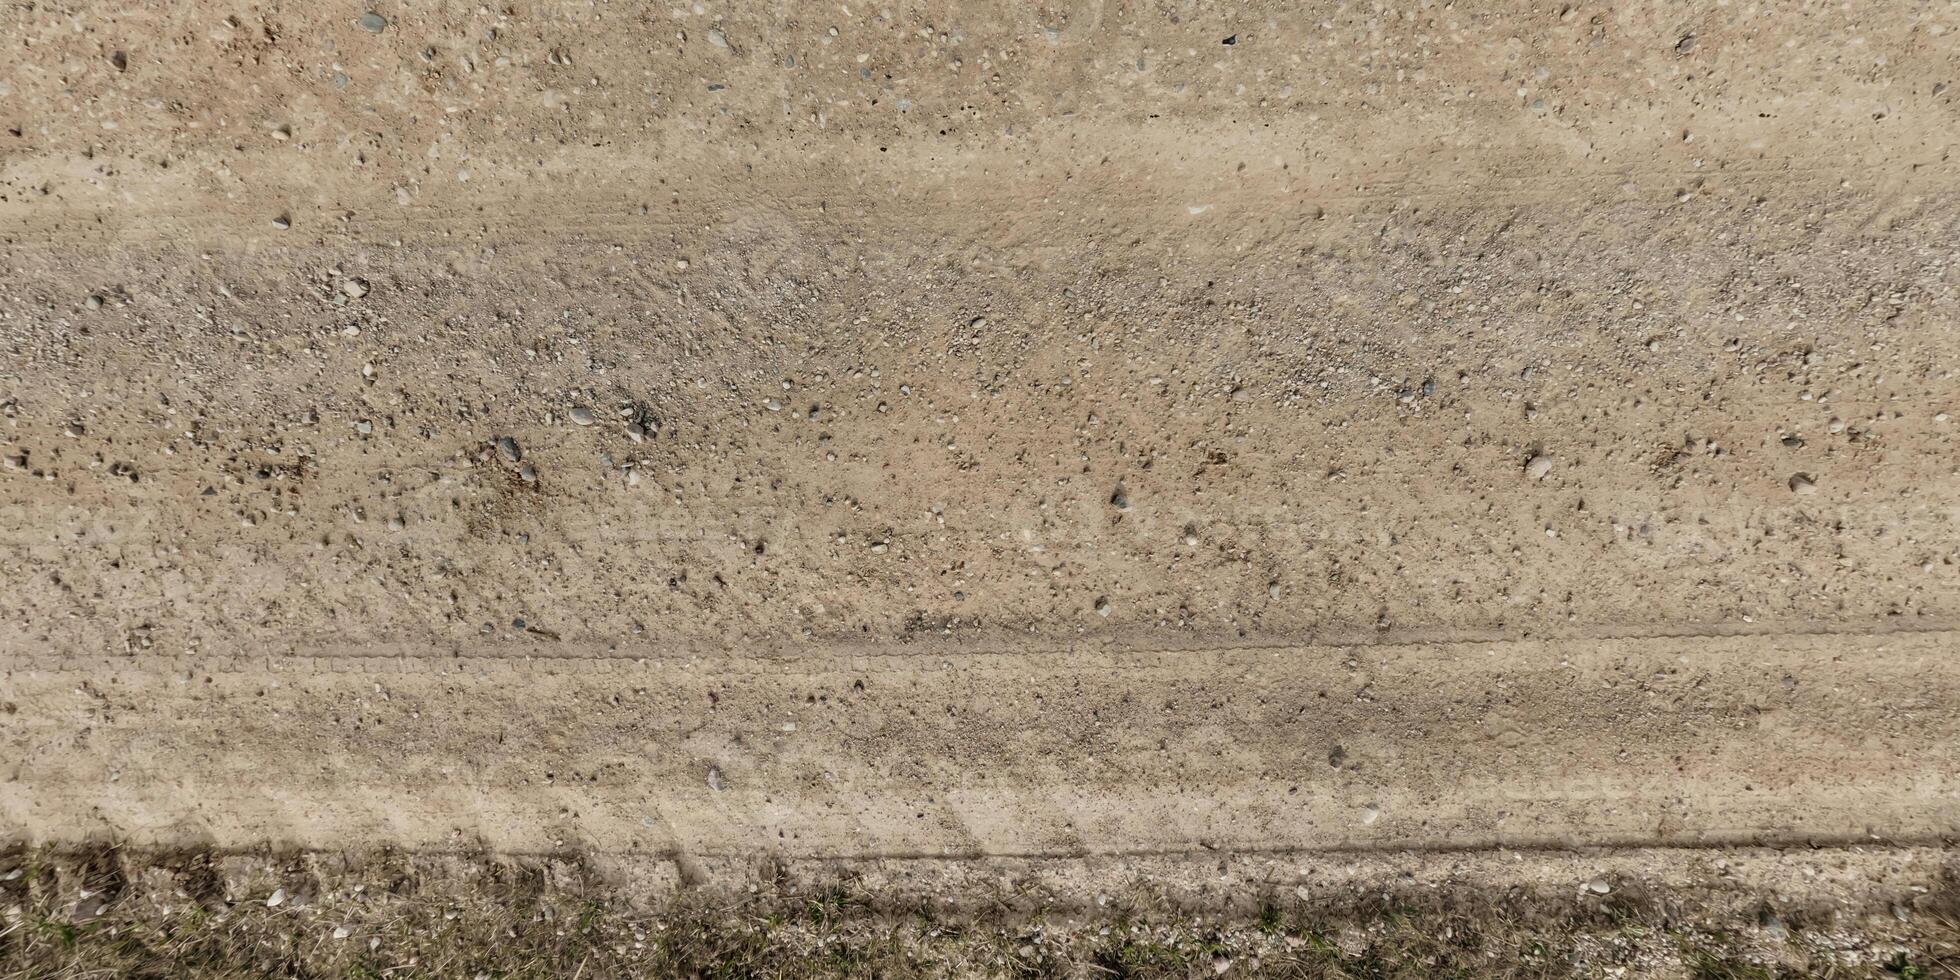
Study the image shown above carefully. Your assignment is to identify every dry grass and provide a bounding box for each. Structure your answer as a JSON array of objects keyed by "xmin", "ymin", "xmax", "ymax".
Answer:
[{"xmin": 1, "ymin": 847, "xmax": 1956, "ymax": 979}]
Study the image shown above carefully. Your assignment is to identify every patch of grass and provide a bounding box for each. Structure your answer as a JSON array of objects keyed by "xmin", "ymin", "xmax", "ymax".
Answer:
[
  {"xmin": 1686, "ymin": 949, "xmax": 1779, "ymax": 980},
  {"xmin": 1, "ymin": 847, "xmax": 1957, "ymax": 979}
]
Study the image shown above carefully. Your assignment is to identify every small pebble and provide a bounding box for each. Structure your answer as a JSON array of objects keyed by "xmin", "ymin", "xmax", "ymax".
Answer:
[
  {"xmin": 1788, "ymin": 473, "xmax": 1817, "ymax": 495},
  {"xmin": 332, "ymin": 925, "xmax": 352, "ymax": 940},
  {"xmin": 1761, "ymin": 912, "xmax": 1787, "ymax": 939},
  {"xmin": 1585, "ymin": 880, "xmax": 1612, "ymax": 895},
  {"xmin": 272, "ymin": 215, "xmax": 291, "ymax": 230},
  {"xmin": 519, "ymin": 463, "xmax": 538, "ymax": 483},
  {"xmin": 1094, "ymin": 596, "xmax": 1111, "ymax": 617},
  {"xmin": 359, "ymin": 12, "xmax": 387, "ymax": 33},
  {"xmin": 1524, "ymin": 454, "xmax": 1554, "ymax": 480},
  {"xmin": 568, "ymin": 407, "xmax": 595, "ymax": 426},
  {"xmin": 341, "ymin": 278, "xmax": 369, "ymax": 299},
  {"xmin": 85, "ymin": 294, "xmax": 103, "ymax": 310},
  {"xmin": 267, "ymin": 888, "xmax": 286, "ymax": 907},
  {"xmin": 496, "ymin": 436, "xmax": 521, "ymax": 462}
]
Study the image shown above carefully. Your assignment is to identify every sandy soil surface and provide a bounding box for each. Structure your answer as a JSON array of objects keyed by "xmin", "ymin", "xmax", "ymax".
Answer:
[{"xmin": 2, "ymin": 0, "xmax": 1958, "ymax": 963}]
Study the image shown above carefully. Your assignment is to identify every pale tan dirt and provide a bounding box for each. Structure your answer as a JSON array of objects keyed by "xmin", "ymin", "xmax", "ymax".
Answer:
[{"xmin": 2, "ymin": 0, "xmax": 1959, "ymax": 944}]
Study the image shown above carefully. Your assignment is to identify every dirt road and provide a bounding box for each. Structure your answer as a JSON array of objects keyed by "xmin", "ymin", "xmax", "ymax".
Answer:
[{"xmin": 2, "ymin": 0, "xmax": 1958, "ymax": 965}]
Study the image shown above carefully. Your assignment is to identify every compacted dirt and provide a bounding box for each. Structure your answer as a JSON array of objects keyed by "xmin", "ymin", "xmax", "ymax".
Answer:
[{"xmin": 2, "ymin": 0, "xmax": 1958, "ymax": 972}]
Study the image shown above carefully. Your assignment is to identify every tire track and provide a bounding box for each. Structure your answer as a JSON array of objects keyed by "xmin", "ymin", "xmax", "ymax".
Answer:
[
  {"xmin": 4, "ymin": 627, "xmax": 1955, "ymax": 860},
  {"xmin": 5, "ymin": 620, "xmax": 1953, "ymax": 668},
  {"xmin": 1, "ymin": 160, "xmax": 1951, "ymax": 247}
]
